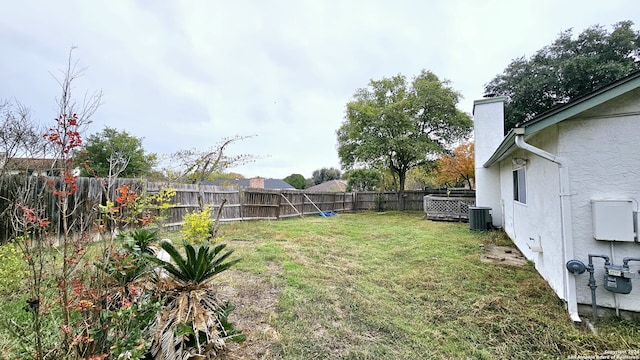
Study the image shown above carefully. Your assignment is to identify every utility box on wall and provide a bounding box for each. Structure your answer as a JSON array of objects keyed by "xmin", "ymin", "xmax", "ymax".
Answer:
[{"xmin": 591, "ymin": 200, "xmax": 635, "ymax": 242}]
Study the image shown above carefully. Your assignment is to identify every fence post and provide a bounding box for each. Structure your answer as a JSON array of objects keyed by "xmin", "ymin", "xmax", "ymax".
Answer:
[
  {"xmin": 276, "ymin": 191, "xmax": 282, "ymax": 220},
  {"xmin": 240, "ymin": 189, "xmax": 244, "ymax": 221}
]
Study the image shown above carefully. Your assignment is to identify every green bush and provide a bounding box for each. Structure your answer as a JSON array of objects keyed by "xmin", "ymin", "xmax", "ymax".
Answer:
[
  {"xmin": 181, "ymin": 206, "xmax": 215, "ymax": 244},
  {"xmin": 0, "ymin": 242, "xmax": 28, "ymax": 295}
]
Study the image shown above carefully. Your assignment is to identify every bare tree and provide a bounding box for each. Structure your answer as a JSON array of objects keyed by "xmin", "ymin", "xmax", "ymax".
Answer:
[
  {"xmin": 42, "ymin": 46, "xmax": 103, "ymax": 351},
  {"xmin": 0, "ymin": 100, "xmax": 48, "ymax": 174},
  {"xmin": 170, "ymin": 135, "xmax": 255, "ymax": 210},
  {"xmin": 168, "ymin": 135, "xmax": 255, "ymax": 240}
]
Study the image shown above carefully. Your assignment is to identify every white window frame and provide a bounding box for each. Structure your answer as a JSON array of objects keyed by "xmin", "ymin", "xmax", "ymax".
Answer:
[{"xmin": 513, "ymin": 167, "xmax": 527, "ymax": 204}]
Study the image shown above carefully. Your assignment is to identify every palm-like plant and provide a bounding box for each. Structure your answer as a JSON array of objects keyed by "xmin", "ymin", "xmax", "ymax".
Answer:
[
  {"xmin": 119, "ymin": 227, "xmax": 159, "ymax": 255},
  {"xmin": 148, "ymin": 241, "xmax": 244, "ymax": 359}
]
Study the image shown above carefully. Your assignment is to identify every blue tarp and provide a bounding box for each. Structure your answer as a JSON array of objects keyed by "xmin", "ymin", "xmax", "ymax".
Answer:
[{"xmin": 319, "ymin": 211, "xmax": 337, "ymax": 217}]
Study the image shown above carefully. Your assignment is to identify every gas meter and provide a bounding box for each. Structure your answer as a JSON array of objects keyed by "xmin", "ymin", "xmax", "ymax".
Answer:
[
  {"xmin": 565, "ymin": 255, "xmax": 640, "ymax": 322},
  {"xmin": 603, "ymin": 264, "xmax": 635, "ymax": 294}
]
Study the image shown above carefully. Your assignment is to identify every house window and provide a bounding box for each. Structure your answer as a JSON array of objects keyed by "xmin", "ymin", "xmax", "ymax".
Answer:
[{"xmin": 513, "ymin": 167, "xmax": 526, "ymax": 204}]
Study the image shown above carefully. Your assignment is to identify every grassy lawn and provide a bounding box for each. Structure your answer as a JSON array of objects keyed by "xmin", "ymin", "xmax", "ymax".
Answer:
[
  {"xmin": 216, "ymin": 211, "xmax": 640, "ymax": 359},
  {"xmin": 1, "ymin": 211, "xmax": 639, "ymax": 359}
]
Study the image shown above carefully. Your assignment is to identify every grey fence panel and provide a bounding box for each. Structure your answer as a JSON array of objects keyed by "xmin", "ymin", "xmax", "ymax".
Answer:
[{"xmin": 0, "ymin": 174, "xmax": 476, "ymax": 241}]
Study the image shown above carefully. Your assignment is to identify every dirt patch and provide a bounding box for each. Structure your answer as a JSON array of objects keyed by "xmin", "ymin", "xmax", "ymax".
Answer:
[
  {"xmin": 480, "ymin": 245, "xmax": 527, "ymax": 266},
  {"xmin": 218, "ymin": 264, "xmax": 283, "ymax": 360}
]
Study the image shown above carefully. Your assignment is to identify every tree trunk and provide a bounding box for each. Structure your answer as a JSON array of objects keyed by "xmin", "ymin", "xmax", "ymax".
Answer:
[{"xmin": 398, "ymin": 171, "xmax": 406, "ymax": 211}]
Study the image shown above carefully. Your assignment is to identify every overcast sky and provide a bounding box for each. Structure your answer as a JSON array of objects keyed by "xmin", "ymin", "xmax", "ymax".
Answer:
[{"xmin": 1, "ymin": 1, "xmax": 637, "ymax": 179}]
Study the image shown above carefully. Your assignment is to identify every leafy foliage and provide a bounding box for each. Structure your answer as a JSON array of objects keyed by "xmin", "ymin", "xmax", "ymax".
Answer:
[
  {"xmin": 310, "ymin": 167, "xmax": 342, "ymax": 185},
  {"xmin": 94, "ymin": 242, "xmax": 160, "ymax": 359},
  {"xmin": 1, "ymin": 48, "xmax": 198, "ymax": 360},
  {"xmin": 337, "ymin": 70, "xmax": 471, "ymax": 209},
  {"xmin": 99, "ymin": 185, "xmax": 176, "ymax": 231},
  {"xmin": 181, "ymin": 206, "xmax": 215, "ymax": 244},
  {"xmin": 119, "ymin": 227, "xmax": 159, "ymax": 255},
  {"xmin": 434, "ymin": 142, "xmax": 475, "ymax": 188},
  {"xmin": 75, "ymin": 126, "xmax": 157, "ymax": 178},
  {"xmin": 344, "ymin": 168, "xmax": 382, "ymax": 191},
  {"xmin": 102, "ymin": 300, "xmax": 161, "ymax": 360},
  {"xmin": 97, "ymin": 247, "xmax": 148, "ymax": 287},
  {"xmin": 283, "ymin": 173, "xmax": 306, "ymax": 189},
  {"xmin": 485, "ymin": 21, "xmax": 640, "ymax": 131},
  {"xmin": 152, "ymin": 241, "xmax": 240, "ymax": 285},
  {"xmin": 0, "ymin": 242, "xmax": 28, "ymax": 294},
  {"xmin": 404, "ymin": 165, "xmax": 437, "ymax": 190}
]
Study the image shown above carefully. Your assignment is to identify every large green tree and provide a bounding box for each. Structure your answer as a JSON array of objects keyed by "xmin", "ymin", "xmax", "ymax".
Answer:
[
  {"xmin": 337, "ymin": 70, "xmax": 472, "ymax": 210},
  {"xmin": 283, "ymin": 173, "xmax": 306, "ymax": 189},
  {"xmin": 485, "ymin": 21, "xmax": 640, "ymax": 131},
  {"xmin": 75, "ymin": 127, "xmax": 157, "ymax": 178},
  {"xmin": 344, "ymin": 168, "xmax": 382, "ymax": 192},
  {"xmin": 310, "ymin": 167, "xmax": 342, "ymax": 185}
]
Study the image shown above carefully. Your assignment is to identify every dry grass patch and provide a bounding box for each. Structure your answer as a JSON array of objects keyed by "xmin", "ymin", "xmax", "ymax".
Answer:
[
  {"xmin": 219, "ymin": 266, "xmax": 283, "ymax": 360},
  {"xmin": 212, "ymin": 212, "xmax": 640, "ymax": 359}
]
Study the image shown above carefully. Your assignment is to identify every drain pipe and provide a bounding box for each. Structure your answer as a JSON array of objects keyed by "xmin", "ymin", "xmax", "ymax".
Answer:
[{"xmin": 514, "ymin": 128, "xmax": 581, "ymax": 322}]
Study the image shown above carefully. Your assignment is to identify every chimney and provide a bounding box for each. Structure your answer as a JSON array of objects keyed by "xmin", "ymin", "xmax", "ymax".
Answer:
[
  {"xmin": 473, "ymin": 97, "xmax": 506, "ymax": 227},
  {"xmin": 473, "ymin": 97, "xmax": 506, "ymax": 165},
  {"xmin": 249, "ymin": 177, "xmax": 265, "ymax": 189}
]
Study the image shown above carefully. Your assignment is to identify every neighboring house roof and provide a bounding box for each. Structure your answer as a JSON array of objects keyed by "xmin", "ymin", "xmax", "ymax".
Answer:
[
  {"xmin": 203, "ymin": 178, "xmax": 295, "ymax": 190},
  {"xmin": 202, "ymin": 178, "xmax": 239, "ymax": 187},
  {"xmin": 484, "ymin": 70, "xmax": 640, "ymax": 168},
  {"xmin": 244, "ymin": 178, "xmax": 295, "ymax": 190},
  {"xmin": 4, "ymin": 158, "xmax": 60, "ymax": 170},
  {"xmin": 1, "ymin": 157, "xmax": 62, "ymax": 173},
  {"xmin": 305, "ymin": 179, "xmax": 347, "ymax": 192}
]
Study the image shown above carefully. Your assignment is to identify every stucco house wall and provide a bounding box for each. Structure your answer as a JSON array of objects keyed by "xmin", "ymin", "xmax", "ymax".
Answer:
[
  {"xmin": 496, "ymin": 127, "xmax": 565, "ymax": 298},
  {"xmin": 474, "ymin": 74, "xmax": 640, "ymax": 317},
  {"xmin": 558, "ymin": 88, "xmax": 640, "ymax": 311}
]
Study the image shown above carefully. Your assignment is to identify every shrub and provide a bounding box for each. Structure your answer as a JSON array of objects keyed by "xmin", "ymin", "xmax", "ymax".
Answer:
[
  {"xmin": 93, "ymin": 242, "xmax": 159, "ymax": 359},
  {"xmin": 147, "ymin": 241, "xmax": 244, "ymax": 359},
  {"xmin": 181, "ymin": 206, "xmax": 215, "ymax": 244},
  {"xmin": 119, "ymin": 227, "xmax": 159, "ymax": 255},
  {"xmin": 0, "ymin": 242, "xmax": 28, "ymax": 295}
]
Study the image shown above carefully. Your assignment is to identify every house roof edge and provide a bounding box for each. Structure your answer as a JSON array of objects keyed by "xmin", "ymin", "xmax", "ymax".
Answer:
[{"xmin": 483, "ymin": 70, "xmax": 640, "ymax": 167}]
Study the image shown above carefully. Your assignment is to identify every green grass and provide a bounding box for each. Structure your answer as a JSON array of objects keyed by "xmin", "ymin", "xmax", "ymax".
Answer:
[
  {"xmin": 1, "ymin": 212, "xmax": 639, "ymax": 359},
  {"xmin": 218, "ymin": 212, "xmax": 640, "ymax": 359}
]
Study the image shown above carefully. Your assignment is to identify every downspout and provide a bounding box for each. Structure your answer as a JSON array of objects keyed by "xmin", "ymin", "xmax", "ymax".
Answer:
[{"xmin": 514, "ymin": 128, "xmax": 581, "ymax": 322}]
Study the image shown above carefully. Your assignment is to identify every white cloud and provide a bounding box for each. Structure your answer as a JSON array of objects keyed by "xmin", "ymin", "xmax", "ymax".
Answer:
[{"xmin": 1, "ymin": 0, "xmax": 637, "ymax": 178}]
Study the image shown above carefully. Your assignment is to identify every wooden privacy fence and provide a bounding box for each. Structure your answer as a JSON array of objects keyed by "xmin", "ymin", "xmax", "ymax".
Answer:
[
  {"xmin": 0, "ymin": 175, "xmax": 144, "ymax": 242},
  {"xmin": 135, "ymin": 186, "xmax": 438, "ymax": 227},
  {"xmin": 353, "ymin": 190, "xmax": 428, "ymax": 211},
  {"xmin": 0, "ymin": 174, "xmax": 475, "ymax": 241}
]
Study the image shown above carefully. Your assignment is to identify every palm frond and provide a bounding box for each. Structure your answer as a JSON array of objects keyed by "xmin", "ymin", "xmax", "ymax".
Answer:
[{"xmin": 148, "ymin": 241, "xmax": 244, "ymax": 359}]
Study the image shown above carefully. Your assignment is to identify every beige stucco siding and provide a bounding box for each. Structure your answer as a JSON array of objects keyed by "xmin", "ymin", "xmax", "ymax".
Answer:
[{"xmin": 558, "ymin": 92, "xmax": 640, "ymax": 311}]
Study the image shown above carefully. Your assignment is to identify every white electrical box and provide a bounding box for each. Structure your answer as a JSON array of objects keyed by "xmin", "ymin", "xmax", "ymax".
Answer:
[{"xmin": 591, "ymin": 200, "xmax": 635, "ymax": 242}]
